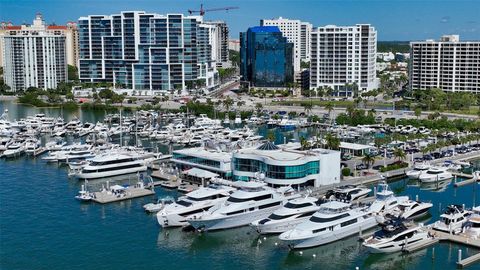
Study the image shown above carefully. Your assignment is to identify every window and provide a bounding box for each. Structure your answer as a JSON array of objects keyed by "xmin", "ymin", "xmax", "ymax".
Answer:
[
  {"xmin": 340, "ymin": 218, "xmax": 357, "ymax": 227},
  {"xmin": 310, "ymin": 213, "xmax": 350, "ymax": 223},
  {"xmin": 268, "ymin": 213, "xmax": 295, "ymax": 220},
  {"xmin": 226, "ymin": 210, "xmax": 244, "ymax": 216},
  {"xmin": 285, "ymin": 202, "xmax": 313, "ymax": 209},
  {"xmin": 312, "ymin": 227, "xmax": 326, "ymax": 233},
  {"xmin": 176, "ymin": 200, "xmax": 192, "ymax": 207},
  {"xmin": 259, "ymin": 201, "xmax": 281, "ymax": 209}
]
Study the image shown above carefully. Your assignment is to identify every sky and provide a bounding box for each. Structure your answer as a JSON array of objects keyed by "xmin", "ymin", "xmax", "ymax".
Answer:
[{"xmin": 0, "ymin": 0, "xmax": 479, "ymax": 41}]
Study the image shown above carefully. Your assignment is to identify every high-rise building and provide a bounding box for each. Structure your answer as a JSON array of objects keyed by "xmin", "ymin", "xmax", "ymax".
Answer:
[
  {"xmin": 1, "ymin": 14, "xmax": 79, "ymax": 68},
  {"xmin": 240, "ymin": 26, "xmax": 293, "ymax": 88},
  {"xmin": 78, "ymin": 11, "xmax": 218, "ymax": 95},
  {"xmin": 410, "ymin": 35, "xmax": 480, "ymax": 93},
  {"xmin": 205, "ymin": 21, "xmax": 229, "ymax": 68},
  {"xmin": 310, "ymin": 24, "xmax": 377, "ymax": 96},
  {"xmin": 2, "ymin": 14, "xmax": 67, "ymax": 92},
  {"xmin": 260, "ymin": 17, "xmax": 312, "ymax": 72}
]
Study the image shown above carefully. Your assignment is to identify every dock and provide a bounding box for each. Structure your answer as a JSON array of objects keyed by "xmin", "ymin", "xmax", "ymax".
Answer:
[
  {"xmin": 458, "ymin": 252, "xmax": 480, "ymax": 268},
  {"xmin": 91, "ymin": 187, "xmax": 155, "ymax": 204},
  {"xmin": 403, "ymin": 238, "xmax": 440, "ymax": 253},
  {"xmin": 151, "ymin": 170, "xmax": 179, "ymax": 181}
]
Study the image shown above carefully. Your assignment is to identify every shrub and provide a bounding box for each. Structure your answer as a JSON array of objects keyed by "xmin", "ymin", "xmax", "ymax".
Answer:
[{"xmin": 342, "ymin": 167, "xmax": 351, "ymax": 177}]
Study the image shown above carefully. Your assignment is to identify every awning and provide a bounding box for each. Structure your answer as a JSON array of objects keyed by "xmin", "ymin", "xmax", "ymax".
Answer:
[
  {"xmin": 110, "ymin": 185, "xmax": 126, "ymax": 191},
  {"xmin": 183, "ymin": 167, "xmax": 219, "ymax": 179}
]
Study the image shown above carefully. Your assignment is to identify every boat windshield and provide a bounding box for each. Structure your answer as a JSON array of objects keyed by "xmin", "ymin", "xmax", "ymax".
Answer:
[
  {"xmin": 285, "ymin": 202, "xmax": 312, "ymax": 209},
  {"xmin": 268, "ymin": 213, "xmax": 295, "ymax": 220},
  {"xmin": 176, "ymin": 200, "xmax": 193, "ymax": 207},
  {"xmin": 310, "ymin": 213, "xmax": 350, "ymax": 223}
]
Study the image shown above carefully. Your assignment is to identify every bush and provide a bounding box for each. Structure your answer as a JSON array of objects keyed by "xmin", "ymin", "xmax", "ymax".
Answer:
[
  {"xmin": 380, "ymin": 162, "xmax": 409, "ymax": 172},
  {"xmin": 342, "ymin": 167, "xmax": 351, "ymax": 177}
]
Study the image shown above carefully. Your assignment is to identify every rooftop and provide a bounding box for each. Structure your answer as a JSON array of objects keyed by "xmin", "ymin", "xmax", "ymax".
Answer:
[
  {"xmin": 249, "ymin": 26, "xmax": 281, "ymax": 33},
  {"xmin": 173, "ymin": 147, "xmax": 232, "ymax": 163}
]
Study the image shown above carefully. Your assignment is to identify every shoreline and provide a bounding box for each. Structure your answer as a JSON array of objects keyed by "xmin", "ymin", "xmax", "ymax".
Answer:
[{"xmin": 0, "ymin": 95, "xmax": 18, "ymax": 101}]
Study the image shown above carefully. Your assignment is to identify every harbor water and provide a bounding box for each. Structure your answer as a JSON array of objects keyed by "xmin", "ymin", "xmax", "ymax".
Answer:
[{"xmin": 1, "ymin": 101, "xmax": 479, "ymax": 270}]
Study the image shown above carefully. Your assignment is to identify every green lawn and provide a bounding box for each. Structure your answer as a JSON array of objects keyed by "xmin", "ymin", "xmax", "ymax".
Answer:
[{"xmin": 272, "ymin": 99, "xmax": 391, "ymax": 108}]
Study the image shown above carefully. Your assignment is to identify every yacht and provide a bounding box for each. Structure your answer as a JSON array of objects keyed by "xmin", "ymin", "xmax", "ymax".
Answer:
[
  {"xmin": 418, "ymin": 167, "xmax": 453, "ymax": 183},
  {"xmin": 464, "ymin": 206, "xmax": 480, "ymax": 239},
  {"xmin": 42, "ymin": 144, "xmax": 94, "ymax": 162},
  {"xmin": 187, "ymin": 182, "xmax": 297, "ymax": 231},
  {"xmin": 25, "ymin": 138, "xmax": 42, "ymax": 155},
  {"xmin": 234, "ymin": 113, "xmax": 242, "ymax": 125},
  {"xmin": 369, "ymin": 182, "xmax": 409, "ymax": 214},
  {"xmin": 363, "ymin": 220, "xmax": 431, "ymax": 253},
  {"xmin": 0, "ymin": 137, "xmax": 11, "ymax": 152},
  {"xmin": 406, "ymin": 163, "xmax": 431, "ymax": 180},
  {"xmin": 157, "ymin": 184, "xmax": 236, "ymax": 227},
  {"xmin": 279, "ymin": 201, "xmax": 378, "ymax": 249},
  {"xmin": 324, "ymin": 185, "xmax": 371, "ymax": 202},
  {"xmin": 2, "ymin": 142, "xmax": 25, "ymax": 158},
  {"xmin": 433, "ymin": 205, "xmax": 471, "ymax": 234},
  {"xmin": 390, "ymin": 200, "xmax": 433, "ymax": 220},
  {"xmin": 250, "ymin": 196, "xmax": 323, "ymax": 234},
  {"xmin": 143, "ymin": 197, "xmax": 174, "ymax": 213},
  {"xmin": 73, "ymin": 153, "xmax": 147, "ymax": 179}
]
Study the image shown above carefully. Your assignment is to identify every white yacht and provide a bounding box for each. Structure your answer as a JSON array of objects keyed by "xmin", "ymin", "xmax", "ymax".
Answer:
[
  {"xmin": 73, "ymin": 153, "xmax": 147, "ymax": 179},
  {"xmin": 234, "ymin": 113, "xmax": 242, "ymax": 124},
  {"xmin": 406, "ymin": 163, "xmax": 431, "ymax": 180},
  {"xmin": 2, "ymin": 142, "xmax": 25, "ymax": 158},
  {"xmin": 157, "ymin": 184, "xmax": 236, "ymax": 227},
  {"xmin": 363, "ymin": 221, "xmax": 431, "ymax": 253},
  {"xmin": 250, "ymin": 196, "xmax": 322, "ymax": 234},
  {"xmin": 187, "ymin": 182, "xmax": 297, "ymax": 231},
  {"xmin": 464, "ymin": 206, "xmax": 480, "ymax": 239},
  {"xmin": 324, "ymin": 185, "xmax": 371, "ymax": 202},
  {"xmin": 279, "ymin": 201, "xmax": 378, "ymax": 249},
  {"xmin": 369, "ymin": 182, "xmax": 409, "ymax": 214},
  {"xmin": 433, "ymin": 205, "xmax": 471, "ymax": 234},
  {"xmin": 418, "ymin": 167, "xmax": 453, "ymax": 183},
  {"xmin": 25, "ymin": 138, "xmax": 41, "ymax": 155},
  {"xmin": 390, "ymin": 200, "xmax": 433, "ymax": 220},
  {"xmin": 0, "ymin": 137, "xmax": 11, "ymax": 152},
  {"xmin": 42, "ymin": 144, "xmax": 94, "ymax": 162},
  {"xmin": 143, "ymin": 197, "xmax": 174, "ymax": 213}
]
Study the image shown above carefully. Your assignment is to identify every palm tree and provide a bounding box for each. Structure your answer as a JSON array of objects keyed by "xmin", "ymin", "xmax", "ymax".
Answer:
[
  {"xmin": 255, "ymin": 103, "xmax": 263, "ymax": 114},
  {"xmin": 346, "ymin": 104, "xmax": 355, "ymax": 118},
  {"xmin": 303, "ymin": 103, "xmax": 313, "ymax": 115},
  {"xmin": 300, "ymin": 136, "xmax": 311, "ymax": 150},
  {"xmin": 325, "ymin": 132, "xmax": 341, "ymax": 150},
  {"xmin": 362, "ymin": 154, "xmax": 375, "ymax": 169},
  {"xmin": 393, "ymin": 148, "xmax": 406, "ymax": 162},
  {"xmin": 236, "ymin": 100, "xmax": 245, "ymax": 108},
  {"xmin": 223, "ymin": 97, "xmax": 234, "ymax": 111},
  {"xmin": 266, "ymin": 131, "xmax": 276, "ymax": 142},
  {"xmin": 324, "ymin": 102, "xmax": 334, "ymax": 116}
]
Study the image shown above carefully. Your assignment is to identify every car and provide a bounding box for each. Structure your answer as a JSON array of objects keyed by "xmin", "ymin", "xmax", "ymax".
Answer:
[
  {"xmin": 422, "ymin": 154, "xmax": 434, "ymax": 161},
  {"xmin": 372, "ymin": 164, "xmax": 385, "ymax": 170},
  {"xmin": 356, "ymin": 164, "xmax": 368, "ymax": 170},
  {"xmin": 432, "ymin": 152, "xmax": 443, "ymax": 159},
  {"xmin": 413, "ymin": 157, "xmax": 424, "ymax": 162},
  {"xmin": 341, "ymin": 153, "xmax": 352, "ymax": 161}
]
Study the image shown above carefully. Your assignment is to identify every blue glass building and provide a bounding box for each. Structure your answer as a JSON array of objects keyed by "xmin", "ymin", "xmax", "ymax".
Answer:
[{"xmin": 240, "ymin": 26, "xmax": 293, "ymax": 88}]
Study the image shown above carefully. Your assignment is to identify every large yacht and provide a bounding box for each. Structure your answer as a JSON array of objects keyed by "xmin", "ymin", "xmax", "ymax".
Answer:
[
  {"xmin": 157, "ymin": 184, "xmax": 236, "ymax": 227},
  {"xmin": 433, "ymin": 204, "xmax": 471, "ymax": 234},
  {"xmin": 406, "ymin": 163, "xmax": 431, "ymax": 180},
  {"xmin": 369, "ymin": 182, "xmax": 409, "ymax": 214},
  {"xmin": 42, "ymin": 144, "xmax": 95, "ymax": 162},
  {"xmin": 73, "ymin": 153, "xmax": 148, "ymax": 179},
  {"xmin": 324, "ymin": 185, "xmax": 371, "ymax": 202},
  {"xmin": 363, "ymin": 220, "xmax": 431, "ymax": 253},
  {"xmin": 418, "ymin": 167, "xmax": 453, "ymax": 183},
  {"xmin": 250, "ymin": 196, "xmax": 323, "ymax": 234},
  {"xmin": 390, "ymin": 200, "xmax": 433, "ymax": 220},
  {"xmin": 279, "ymin": 201, "xmax": 378, "ymax": 249},
  {"xmin": 464, "ymin": 206, "xmax": 480, "ymax": 238},
  {"xmin": 2, "ymin": 142, "xmax": 25, "ymax": 158},
  {"xmin": 187, "ymin": 182, "xmax": 297, "ymax": 231}
]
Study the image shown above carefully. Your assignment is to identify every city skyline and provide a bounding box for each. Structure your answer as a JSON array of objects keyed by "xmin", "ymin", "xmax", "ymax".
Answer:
[{"xmin": 1, "ymin": 0, "xmax": 478, "ymax": 41}]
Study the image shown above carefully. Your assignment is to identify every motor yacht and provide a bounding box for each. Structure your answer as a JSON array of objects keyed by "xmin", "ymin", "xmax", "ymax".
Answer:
[
  {"xmin": 234, "ymin": 113, "xmax": 242, "ymax": 125},
  {"xmin": 369, "ymin": 182, "xmax": 409, "ymax": 214},
  {"xmin": 363, "ymin": 220, "xmax": 432, "ymax": 253},
  {"xmin": 418, "ymin": 167, "xmax": 453, "ymax": 183},
  {"xmin": 73, "ymin": 153, "xmax": 147, "ymax": 179},
  {"xmin": 157, "ymin": 184, "xmax": 236, "ymax": 227},
  {"xmin": 324, "ymin": 185, "xmax": 371, "ymax": 202},
  {"xmin": 25, "ymin": 138, "xmax": 41, "ymax": 155},
  {"xmin": 0, "ymin": 137, "xmax": 11, "ymax": 152},
  {"xmin": 250, "ymin": 196, "xmax": 323, "ymax": 234},
  {"xmin": 2, "ymin": 142, "xmax": 25, "ymax": 158},
  {"xmin": 406, "ymin": 163, "xmax": 431, "ymax": 180},
  {"xmin": 433, "ymin": 204, "xmax": 471, "ymax": 234},
  {"xmin": 143, "ymin": 197, "xmax": 175, "ymax": 213},
  {"xmin": 389, "ymin": 200, "xmax": 433, "ymax": 220},
  {"xmin": 279, "ymin": 201, "xmax": 378, "ymax": 249},
  {"xmin": 187, "ymin": 182, "xmax": 297, "ymax": 231},
  {"xmin": 464, "ymin": 206, "xmax": 480, "ymax": 239}
]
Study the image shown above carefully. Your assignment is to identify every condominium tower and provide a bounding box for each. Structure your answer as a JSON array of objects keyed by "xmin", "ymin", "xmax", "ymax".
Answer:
[
  {"xmin": 78, "ymin": 11, "xmax": 218, "ymax": 94},
  {"xmin": 310, "ymin": 24, "xmax": 377, "ymax": 96},
  {"xmin": 260, "ymin": 17, "xmax": 312, "ymax": 72},
  {"xmin": 205, "ymin": 21, "xmax": 230, "ymax": 68},
  {"xmin": 2, "ymin": 14, "xmax": 67, "ymax": 92},
  {"xmin": 410, "ymin": 35, "xmax": 480, "ymax": 93}
]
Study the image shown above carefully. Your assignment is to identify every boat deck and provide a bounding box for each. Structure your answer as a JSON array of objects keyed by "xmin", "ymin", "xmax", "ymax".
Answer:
[{"xmin": 91, "ymin": 188, "xmax": 155, "ymax": 204}]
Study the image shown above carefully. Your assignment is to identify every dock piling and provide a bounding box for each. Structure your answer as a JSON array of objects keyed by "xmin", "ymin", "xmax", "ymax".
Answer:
[{"xmin": 458, "ymin": 249, "xmax": 462, "ymax": 264}]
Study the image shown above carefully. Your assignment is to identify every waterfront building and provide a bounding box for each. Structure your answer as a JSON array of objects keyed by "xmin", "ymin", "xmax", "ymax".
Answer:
[
  {"xmin": 1, "ymin": 14, "xmax": 79, "ymax": 68},
  {"xmin": 228, "ymin": 39, "xmax": 240, "ymax": 52},
  {"xmin": 78, "ymin": 11, "xmax": 218, "ymax": 95},
  {"xmin": 205, "ymin": 21, "xmax": 230, "ymax": 68},
  {"xmin": 260, "ymin": 17, "xmax": 312, "ymax": 72},
  {"xmin": 240, "ymin": 26, "xmax": 294, "ymax": 88},
  {"xmin": 2, "ymin": 14, "xmax": 67, "ymax": 92},
  {"xmin": 295, "ymin": 68, "xmax": 310, "ymax": 91},
  {"xmin": 232, "ymin": 142, "xmax": 341, "ymax": 187},
  {"xmin": 310, "ymin": 24, "xmax": 377, "ymax": 96},
  {"xmin": 409, "ymin": 35, "xmax": 480, "ymax": 93},
  {"xmin": 171, "ymin": 147, "xmax": 233, "ymax": 179}
]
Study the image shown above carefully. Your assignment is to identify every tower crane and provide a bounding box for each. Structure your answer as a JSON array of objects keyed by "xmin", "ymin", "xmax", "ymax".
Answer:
[{"xmin": 188, "ymin": 4, "xmax": 239, "ymax": 16}]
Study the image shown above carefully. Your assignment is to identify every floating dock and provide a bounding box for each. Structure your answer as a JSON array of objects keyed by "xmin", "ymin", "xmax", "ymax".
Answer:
[
  {"xmin": 91, "ymin": 187, "xmax": 155, "ymax": 204},
  {"xmin": 458, "ymin": 252, "xmax": 480, "ymax": 268}
]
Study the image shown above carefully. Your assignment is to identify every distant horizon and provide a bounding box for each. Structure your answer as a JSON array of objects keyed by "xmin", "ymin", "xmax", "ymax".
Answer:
[{"xmin": 1, "ymin": 0, "xmax": 478, "ymax": 41}]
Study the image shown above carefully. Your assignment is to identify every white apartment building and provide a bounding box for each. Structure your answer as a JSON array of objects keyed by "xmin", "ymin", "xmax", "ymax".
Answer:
[
  {"xmin": 2, "ymin": 14, "xmax": 67, "ymax": 92},
  {"xmin": 205, "ymin": 21, "xmax": 230, "ymax": 68},
  {"xmin": 0, "ymin": 14, "xmax": 78, "ymax": 68},
  {"xmin": 410, "ymin": 35, "xmax": 480, "ymax": 93},
  {"xmin": 260, "ymin": 17, "xmax": 312, "ymax": 72},
  {"xmin": 310, "ymin": 24, "xmax": 377, "ymax": 96}
]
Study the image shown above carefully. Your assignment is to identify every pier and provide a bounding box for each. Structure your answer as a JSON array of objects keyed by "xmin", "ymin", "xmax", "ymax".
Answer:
[{"xmin": 92, "ymin": 188, "xmax": 155, "ymax": 204}]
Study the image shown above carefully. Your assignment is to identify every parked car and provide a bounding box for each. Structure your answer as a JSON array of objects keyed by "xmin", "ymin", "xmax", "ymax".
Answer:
[
  {"xmin": 423, "ymin": 154, "xmax": 434, "ymax": 161},
  {"xmin": 413, "ymin": 157, "xmax": 424, "ymax": 162},
  {"xmin": 356, "ymin": 164, "xmax": 368, "ymax": 170}
]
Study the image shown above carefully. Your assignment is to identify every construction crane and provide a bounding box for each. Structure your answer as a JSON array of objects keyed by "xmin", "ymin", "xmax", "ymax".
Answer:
[{"xmin": 188, "ymin": 4, "xmax": 239, "ymax": 16}]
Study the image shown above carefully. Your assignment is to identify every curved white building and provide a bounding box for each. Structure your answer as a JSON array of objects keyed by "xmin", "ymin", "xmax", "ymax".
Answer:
[{"xmin": 232, "ymin": 142, "xmax": 340, "ymax": 187}]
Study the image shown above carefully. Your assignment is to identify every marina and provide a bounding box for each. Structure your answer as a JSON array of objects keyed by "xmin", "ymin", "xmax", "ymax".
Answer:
[{"xmin": 1, "ymin": 101, "xmax": 479, "ymax": 270}]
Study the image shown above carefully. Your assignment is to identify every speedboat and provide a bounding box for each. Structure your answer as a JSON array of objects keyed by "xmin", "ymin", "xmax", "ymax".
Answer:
[
  {"xmin": 324, "ymin": 185, "xmax": 371, "ymax": 202},
  {"xmin": 389, "ymin": 200, "xmax": 433, "ymax": 220},
  {"xmin": 157, "ymin": 184, "xmax": 236, "ymax": 227},
  {"xmin": 187, "ymin": 182, "xmax": 298, "ymax": 231},
  {"xmin": 433, "ymin": 204, "xmax": 471, "ymax": 234},
  {"xmin": 368, "ymin": 182, "xmax": 409, "ymax": 214},
  {"xmin": 464, "ymin": 206, "xmax": 480, "ymax": 239},
  {"xmin": 72, "ymin": 153, "xmax": 148, "ymax": 179},
  {"xmin": 363, "ymin": 220, "xmax": 432, "ymax": 253},
  {"xmin": 74, "ymin": 182, "xmax": 94, "ymax": 201},
  {"xmin": 418, "ymin": 167, "xmax": 453, "ymax": 183},
  {"xmin": 406, "ymin": 163, "xmax": 431, "ymax": 180},
  {"xmin": 143, "ymin": 197, "xmax": 175, "ymax": 213},
  {"xmin": 279, "ymin": 201, "xmax": 378, "ymax": 249},
  {"xmin": 250, "ymin": 196, "xmax": 323, "ymax": 234}
]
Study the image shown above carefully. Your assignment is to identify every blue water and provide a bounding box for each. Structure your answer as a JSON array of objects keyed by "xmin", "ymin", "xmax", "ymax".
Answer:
[{"xmin": 1, "ymin": 101, "xmax": 480, "ymax": 270}]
